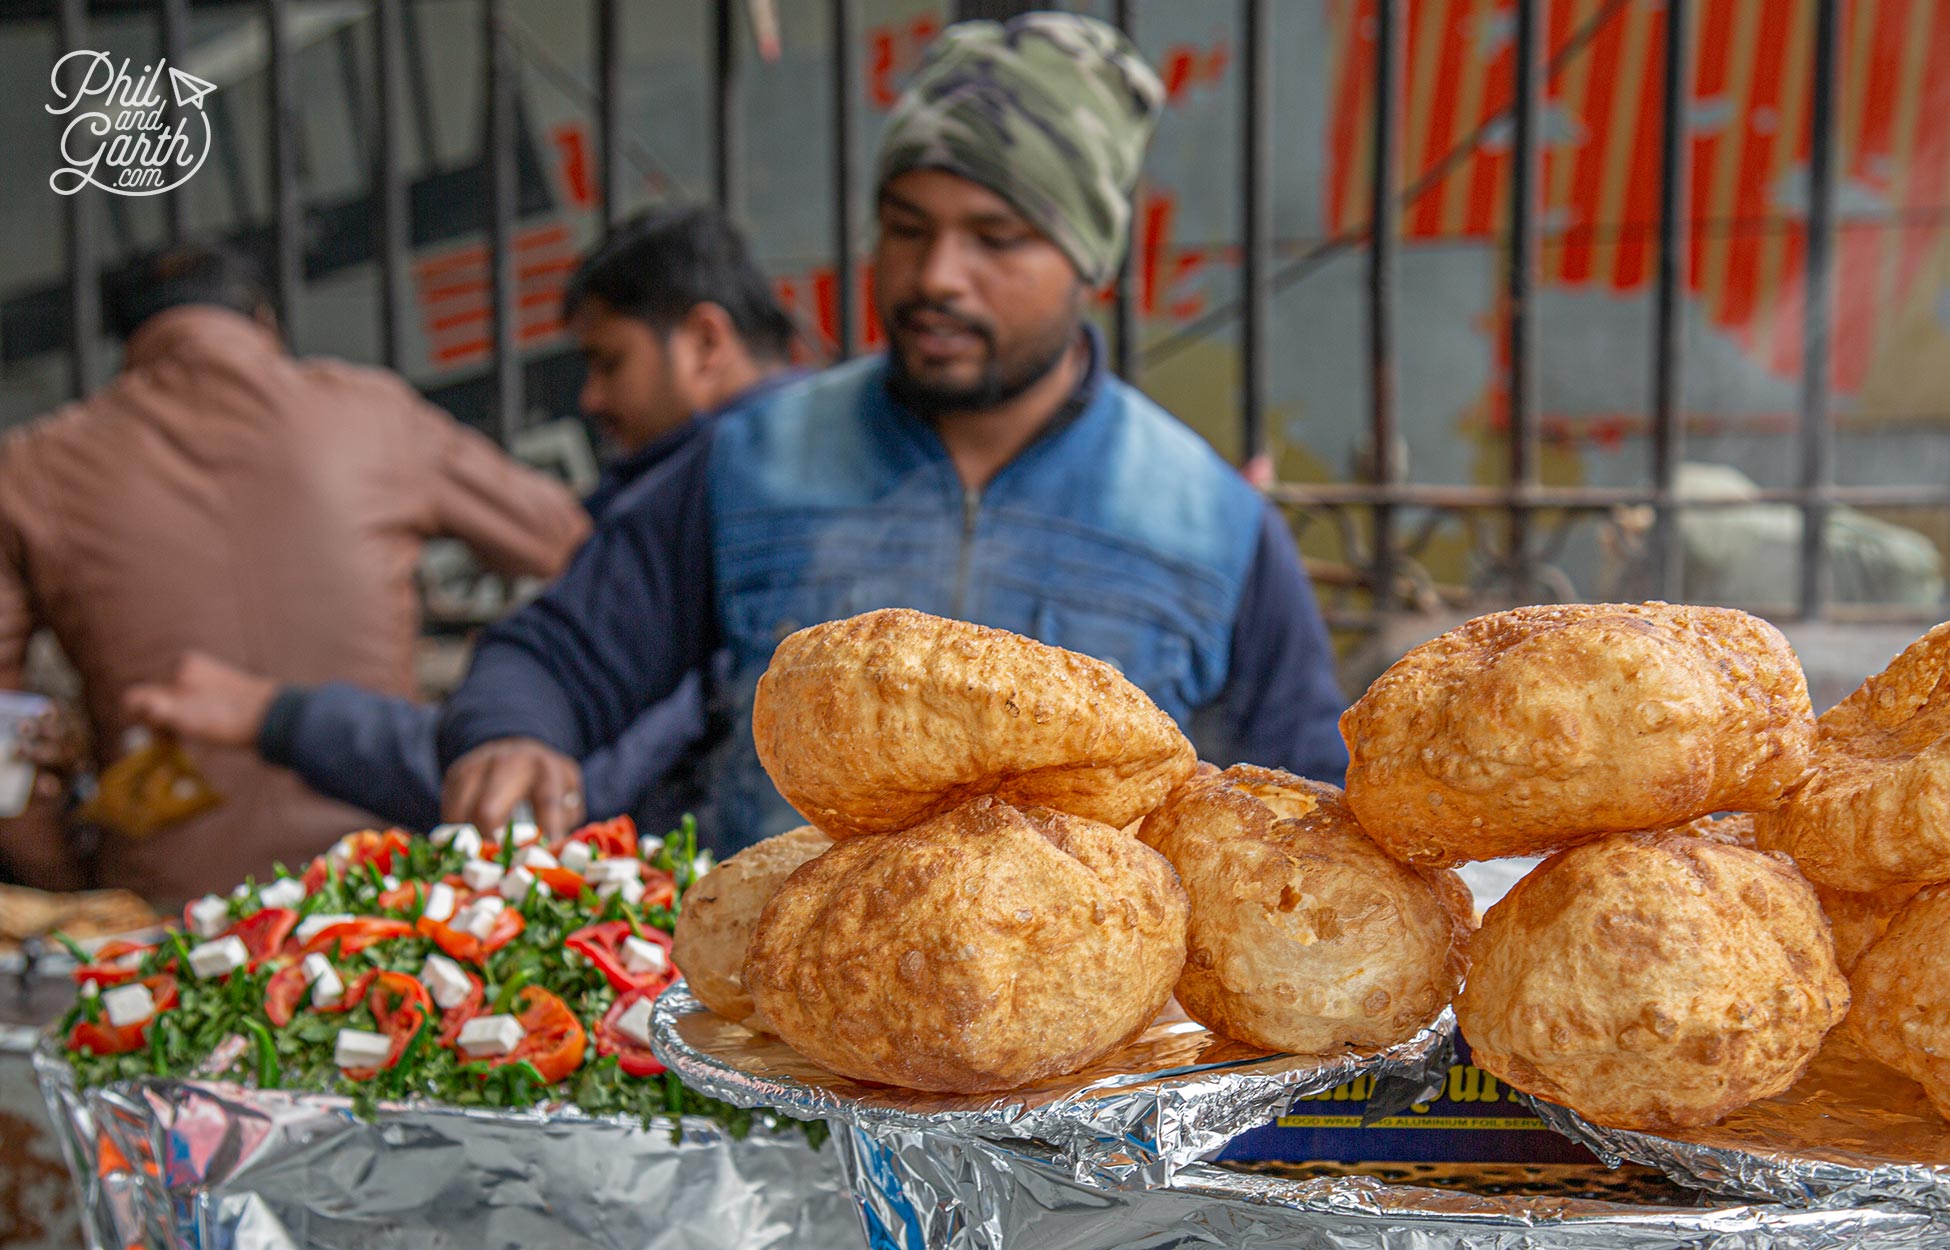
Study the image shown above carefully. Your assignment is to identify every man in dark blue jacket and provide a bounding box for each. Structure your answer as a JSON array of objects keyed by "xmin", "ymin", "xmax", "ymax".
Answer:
[
  {"xmin": 123, "ymin": 207, "xmax": 797, "ymax": 832},
  {"xmin": 437, "ymin": 13, "xmax": 1348, "ymax": 851}
]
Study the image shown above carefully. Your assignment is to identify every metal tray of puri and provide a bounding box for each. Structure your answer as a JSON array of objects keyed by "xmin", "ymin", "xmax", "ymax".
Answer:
[
  {"xmin": 1523, "ymin": 1034, "xmax": 1950, "ymax": 1211},
  {"xmin": 649, "ymin": 979, "xmax": 1455, "ymax": 1186}
]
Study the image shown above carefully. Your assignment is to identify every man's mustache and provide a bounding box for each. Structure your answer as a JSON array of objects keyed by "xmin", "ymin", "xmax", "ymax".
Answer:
[{"xmin": 892, "ymin": 301, "xmax": 995, "ymax": 348}]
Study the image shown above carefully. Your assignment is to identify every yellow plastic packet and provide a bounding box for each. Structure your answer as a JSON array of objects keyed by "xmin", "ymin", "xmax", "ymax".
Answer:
[{"xmin": 78, "ymin": 733, "xmax": 223, "ymax": 839}]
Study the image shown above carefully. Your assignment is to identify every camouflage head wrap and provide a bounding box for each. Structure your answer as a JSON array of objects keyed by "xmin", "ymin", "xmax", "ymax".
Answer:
[{"xmin": 874, "ymin": 12, "xmax": 1164, "ymax": 286}]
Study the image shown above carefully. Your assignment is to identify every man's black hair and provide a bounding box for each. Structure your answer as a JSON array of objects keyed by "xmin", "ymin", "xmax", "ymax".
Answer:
[
  {"xmin": 106, "ymin": 244, "xmax": 274, "ymax": 340},
  {"xmin": 562, "ymin": 205, "xmax": 795, "ymax": 362}
]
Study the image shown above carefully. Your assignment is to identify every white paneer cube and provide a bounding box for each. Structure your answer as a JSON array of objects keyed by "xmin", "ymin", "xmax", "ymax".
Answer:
[
  {"xmin": 585, "ymin": 858, "xmax": 640, "ymax": 886},
  {"xmin": 419, "ymin": 954, "xmax": 472, "ymax": 1009},
  {"xmin": 621, "ymin": 936, "xmax": 668, "ymax": 978},
  {"xmin": 300, "ymin": 952, "xmax": 344, "ymax": 1008},
  {"xmin": 258, "ymin": 878, "xmax": 304, "ymax": 910},
  {"xmin": 382, "ymin": 875, "xmax": 400, "ymax": 890},
  {"xmin": 508, "ymin": 820, "xmax": 542, "ymax": 847},
  {"xmin": 430, "ymin": 822, "xmax": 477, "ymax": 847},
  {"xmin": 613, "ymin": 996, "xmax": 656, "ymax": 1049},
  {"xmin": 461, "ymin": 859, "xmax": 505, "ymax": 892},
  {"xmin": 421, "ymin": 881, "xmax": 457, "ymax": 924},
  {"xmin": 498, "ymin": 866, "xmax": 536, "ymax": 904},
  {"xmin": 558, "ymin": 841, "xmax": 592, "ymax": 875},
  {"xmin": 295, "ymin": 913, "xmax": 352, "ymax": 944},
  {"xmin": 102, "ymin": 982, "xmax": 155, "ymax": 1028},
  {"xmin": 455, "ymin": 897, "xmax": 505, "ymax": 941},
  {"xmin": 694, "ymin": 851, "xmax": 715, "ymax": 877},
  {"xmin": 231, "ymin": 882, "xmax": 253, "ymax": 900},
  {"xmin": 187, "ymin": 936, "xmax": 249, "ymax": 980},
  {"xmin": 456, "ymin": 1013, "xmax": 525, "ymax": 1059},
  {"xmin": 334, "ymin": 1028, "xmax": 391, "ymax": 1069},
  {"xmin": 513, "ymin": 845, "xmax": 558, "ymax": 871},
  {"xmin": 187, "ymin": 894, "xmax": 230, "ymax": 939},
  {"xmin": 597, "ymin": 876, "xmax": 646, "ymax": 906},
  {"xmin": 639, "ymin": 835, "xmax": 666, "ymax": 858},
  {"xmin": 326, "ymin": 835, "xmax": 358, "ymax": 869}
]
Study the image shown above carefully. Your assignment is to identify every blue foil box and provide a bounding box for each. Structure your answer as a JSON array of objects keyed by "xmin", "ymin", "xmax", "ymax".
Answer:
[{"xmin": 1216, "ymin": 1038, "xmax": 1599, "ymax": 1165}]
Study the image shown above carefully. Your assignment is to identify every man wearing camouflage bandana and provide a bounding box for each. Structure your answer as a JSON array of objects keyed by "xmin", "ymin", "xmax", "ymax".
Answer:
[{"xmin": 438, "ymin": 13, "xmax": 1349, "ymax": 853}]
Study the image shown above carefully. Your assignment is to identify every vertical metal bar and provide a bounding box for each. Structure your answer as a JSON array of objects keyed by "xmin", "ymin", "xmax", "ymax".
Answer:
[
  {"xmin": 1367, "ymin": 0, "xmax": 1402, "ymax": 609},
  {"xmin": 713, "ymin": 0, "xmax": 739, "ymax": 212},
  {"xmin": 597, "ymin": 0, "xmax": 623, "ymax": 226},
  {"xmin": 160, "ymin": 0, "xmax": 190, "ymax": 242},
  {"xmin": 400, "ymin": 0, "xmax": 442, "ymax": 167},
  {"xmin": 58, "ymin": 0, "xmax": 99, "ymax": 396},
  {"xmin": 832, "ymin": 0, "xmax": 857, "ymax": 359},
  {"xmin": 374, "ymin": 0, "xmax": 409, "ymax": 371},
  {"xmin": 1651, "ymin": 0, "xmax": 1692, "ymax": 601},
  {"xmin": 265, "ymin": 0, "xmax": 303, "ymax": 336},
  {"xmin": 485, "ymin": 0, "xmax": 521, "ymax": 443},
  {"xmin": 1799, "ymin": 0, "xmax": 1840, "ymax": 618},
  {"xmin": 1506, "ymin": 0, "xmax": 1543, "ymax": 599},
  {"xmin": 1240, "ymin": 0, "xmax": 1271, "ymax": 466},
  {"xmin": 1112, "ymin": 0, "xmax": 1139, "ymax": 382}
]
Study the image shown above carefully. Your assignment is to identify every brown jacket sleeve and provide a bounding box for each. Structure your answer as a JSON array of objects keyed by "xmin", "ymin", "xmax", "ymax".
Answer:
[{"xmin": 415, "ymin": 403, "xmax": 591, "ymax": 580}]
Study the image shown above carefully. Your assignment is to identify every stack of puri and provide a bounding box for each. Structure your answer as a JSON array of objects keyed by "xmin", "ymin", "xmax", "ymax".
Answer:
[
  {"xmin": 673, "ymin": 607, "xmax": 1471, "ymax": 1094},
  {"xmin": 1341, "ymin": 602, "xmax": 1889, "ymax": 1133}
]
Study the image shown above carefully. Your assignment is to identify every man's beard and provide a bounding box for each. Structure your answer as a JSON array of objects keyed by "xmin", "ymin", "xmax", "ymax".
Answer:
[{"xmin": 884, "ymin": 300, "xmax": 1079, "ymax": 419}]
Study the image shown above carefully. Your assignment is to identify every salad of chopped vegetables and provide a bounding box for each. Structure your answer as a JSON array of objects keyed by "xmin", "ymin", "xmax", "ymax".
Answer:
[{"xmin": 57, "ymin": 815, "xmax": 823, "ymax": 1144}]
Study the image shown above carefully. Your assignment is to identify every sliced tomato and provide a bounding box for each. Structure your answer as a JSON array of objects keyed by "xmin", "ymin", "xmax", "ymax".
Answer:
[
  {"xmin": 72, "ymin": 939, "xmax": 152, "ymax": 988},
  {"xmin": 595, "ymin": 986, "xmax": 668, "ymax": 1077},
  {"xmin": 301, "ymin": 828, "xmax": 413, "ymax": 893},
  {"xmin": 298, "ymin": 918, "xmax": 414, "ymax": 957},
  {"xmin": 415, "ymin": 909, "xmax": 525, "ymax": 964},
  {"xmin": 222, "ymin": 908, "xmax": 299, "ymax": 968},
  {"xmin": 566, "ymin": 815, "xmax": 637, "ymax": 859},
  {"xmin": 341, "ymin": 971, "xmax": 431, "ymax": 1081},
  {"xmin": 436, "ymin": 969, "xmax": 486, "ymax": 1047},
  {"xmin": 640, "ymin": 868, "xmax": 676, "ymax": 910},
  {"xmin": 264, "ymin": 963, "xmax": 309, "ymax": 1026},
  {"xmin": 564, "ymin": 921, "xmax": 676, "ymax": 994},
  {"xmin": 376, "ymin": 880, "xmax": 421, "ymax": 912},
  {"xmin": 66, "ymin": 974, "xmax": 178, "ymax": 1055},
  {"xmin": 472, "ymin": 986, "xmax": 584, "ymax": 1083},
  {"xmin": 533, "ymin": 866, "xmax": 587, "ymax": 898}
]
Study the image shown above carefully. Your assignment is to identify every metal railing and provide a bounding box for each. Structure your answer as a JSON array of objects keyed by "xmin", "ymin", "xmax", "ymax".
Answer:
[{"xmin": 43, "ymin": 0, "xmax": 1950, "ymax": 628}]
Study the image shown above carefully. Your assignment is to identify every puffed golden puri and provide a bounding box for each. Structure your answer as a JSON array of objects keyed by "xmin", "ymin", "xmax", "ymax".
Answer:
[
  {"xmin": 743, "ymin": 797, "xmax": 1189, "ymax": 1092},
  {"xmin": 1456, "ymin": 830, "xmax": 1849, "ymax": 1131},
  {"xmin": 752, "ymin": 609, "xmax": 1197, "ymax": 839},
  {"xmin": 670, "ymin": 825, "xmax": 833, "ymax": 1031},
  {"xmin": 1755, "ymin": 622, "xmax": 1950, "ymax": 892},
  {"xmin": 1137, "ymin": 766, "xmax": 1471, "ymax": 1055},
  {"xmin": 1341, "ymin": 603, "xmax": 1815, "ymax": 866},
  {"xmin": 1846, "ymin": 883, "xmax": 1950, "ymax": 1119}
]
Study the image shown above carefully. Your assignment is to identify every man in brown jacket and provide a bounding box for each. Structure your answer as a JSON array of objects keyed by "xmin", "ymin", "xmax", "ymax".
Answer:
[{"xmin": 0, "ymin": 246, "xmax": 590, "ymax": 906}]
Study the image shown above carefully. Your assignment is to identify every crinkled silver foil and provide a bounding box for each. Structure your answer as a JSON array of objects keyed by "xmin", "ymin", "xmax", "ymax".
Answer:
[
  {"xmin": 839, "ymin": 1125, "xmax": 1950, "ymax": 1250},
  {"xmin": 34, "ymin": 1043, "xmax": 857, "ymax": 1250},
  {"xmin": 651, "ymin": 981, "xmax": 1454, "ymax": 1188},
  {"xmin": 1520, "ymin": 1035, "xmax": 1950, "ymax": 1211}
]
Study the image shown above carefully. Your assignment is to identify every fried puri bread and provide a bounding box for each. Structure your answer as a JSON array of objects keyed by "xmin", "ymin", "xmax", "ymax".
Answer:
[
  {"xmin": 1816, "ymin": 880, "xmax": 1923, "ymax": 974},
  {"xmin": 1137, "ymin": 766, "xmax": 1471, "ymax": 1054},
  {"xmin": 743, "ymin": 797, "xmax": 1188, "ymax": 1092},
  {"xmin": 1847, "ymin": 883, "xmax": 1950, "ymax": 1119},
  {"xmin": 671, "ymin": 825, "xmax": 833, "ymax": 1030},
  {"xmin": 1341, "ymin": 604, "xmax": 1815, "ymax": 866},
  {"xmin": 753, "ymin": 609, "xmax": 1197, "ymax": 839},
  {"xmin": 1755, "ymin": 622, "xmax": 1950, "ymax": 892},
  {"xmin": 1456, "ymin": 830, "xmax": 1849, "ymax": 1131}
]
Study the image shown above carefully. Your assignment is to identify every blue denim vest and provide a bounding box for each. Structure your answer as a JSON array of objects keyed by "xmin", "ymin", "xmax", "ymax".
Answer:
[{"xmin": 703, "ymin": 353, "xmax": 1265, "ymax": 847}]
